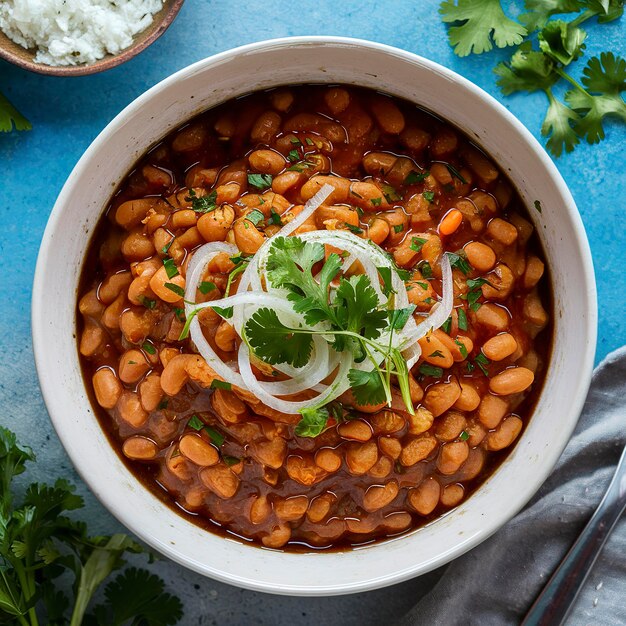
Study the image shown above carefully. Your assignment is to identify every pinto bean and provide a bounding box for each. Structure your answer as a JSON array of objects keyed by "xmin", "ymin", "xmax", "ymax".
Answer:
[
  {"xmin": 407, "ymin": 407, "xmax": 434, "ymax": 435},
  {"xmin": 423, "ymin": 379, "xmax": 461, "ymax": 417},
  {"xmin": 408, "ymin": 478, "xmax": 441, "ymax": 515},
  {"xmin": 370, "ymin": 96, "xmax": 405, "ymax": 134},
  {"xmin": 315, "ymin": 447, "xmax": 342, "ymax": 472},
  {"xmin": 117, "ymin": 391, "xmax": 148, "ymax": 428},
  {"xmin": 123, "ymin": 437, "xmax": 158, "ymax": 460},
  {"xmin": 363, "ymin": 481, "xmax": 399, "ymax": 512},
  {"xmin": 118, "ymin": 349, "xmax": 150, "ymax": 384},
  {"xmin": 251, "ymin": 111, "xmax": 281, "ymax": 144},
  {"xmin": 80, "ymin": 320, "xmax": 105, "ymax": 357},
  {"xmin": 437, "ymin": 441, "xmax": 469, "ymax": 475},
  {"xmin": 200, "ymin": 465, "xmax": 240, "ymax": 498},
  {"xmin": 378, "ymin": 436, "xmax": 402, "ymax": 460},
  {"xmin": 275, "ymin": 495, "xmax": 308, "ymax": 521},
  {"xmin": 325, "ymin": 87, "xmax": 351, "ymax": 114},
  {"xmin": 476, "ymin": 303, "xmax": 510, "ymax": 332},
  {"xmin": 253, "ymin": 438, "xmax": 287, "ymax": 469},
  {"xmin": 197, "ymin": 205, "xmax": 235, "ymax": 242},
  {"xmin": 454, "ymin": 383, "xmax": 481, "ymax": 412},
  {"xmin": 435, "ymin": 411, "xmax": 467, "ymax": 441},
  {"xmin": 464, "ymin": 241, "xmax": 496, "ymax": 272},
  {"xmin": 487, "ymin": 416, "xmax": 523, "ymax": 451},
  {"xmin": 371, "ymin": 411, "xmax": 405, "ymax": 434},
  {"xmin": 418, "ymin": 334, "xmax": 454, "ymax": 368},
  {"xmin": 233, "ymin": 220, "xmax": 265, "ymax": 254},
  {"xmin": 211, "ymin": 388, "xmax": 248, "ymax": 423},
  {"xmin": 250, "ymin": 495, "xmax": 272, "ymax": 524},
  {"xmin": 93, "ymin": 368, "xmax": 122, "ymax": 409},
  {"xmin": 400, "ymin": 435, "xmax": 437, "ymax": 467},
  {"xmin": 483, "ymin": 333, "xmax": 518, "ymax": 361},
  {"xmin": 180, "ymin": 434, "xmax": 219, "ymax": 466},
  {"xmin": 345, "ymin": 442, "xmax": 378, "ymax": 475},
  {"xmin": 307, "ymin": 493, "xmax": 335, "ymax": 523},
  {"xmin": 440, "ymin": 483, "xmax": 465, "ymax": 507},
  {"xmin": 478, "ymin": 394, "xmax": 509, "ymax": 429},
  {"xmin": 338, "ymin": 419, "xmax": 372, "ymax": 442},
  {"xmin": 286, "ymin": 455, "xmax": 327, "ymax": 485},
  {"xmin": 490, "ymin": 367, "xmax": 534, "ymax": 395},
  {"xmin": 261, "ymin": 524, "xmax": 291, "ymax": 548}
]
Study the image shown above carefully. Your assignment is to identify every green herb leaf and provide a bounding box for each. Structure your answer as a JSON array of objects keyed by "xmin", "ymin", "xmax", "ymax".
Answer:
[
  {"xmin": 377, "ymin": 266, "xmax": 394, "ymax": 297},
  {"xmin": 204, "ymin": 426, "xmax": 225, "ymax": 447},
  {"xmin": 345, "ymin": 223, "xmax": 364, "ymax": 234},
  {"xmin": 163, "ymin": 257, "xmax": 179, "ymax": 279},
  {"xmin": 445, "ymin": 163, "xmax": 468, "ymax": 184},
  {"xmin": 459, "ymin": 430, "xmax": 470, "ymax": 441},
  {"xmin": 199, "ymin": 281, "xmax": 216, "ymax": 294},
  {"xmin": 538, "ymin": 19, "xmax": 587, "ymax": 66},
  {"xmin": 188, "ymin": 415, "xmax": 204, "ymax": 431},
  {"xmin": 370, "ymin": 197, "xmax": 383, "ymax": 207},
  {"xmin": 382, "ymin": 183, "xmax": 401, "ymax": 202},
  {"xmin": 245, "ymin": 307, "xmax": 313, "ymax": 368},
  {"xmin": 494, "ymin": 43, "xmax": 558, "ymax": 94},
  {"xmin": 212, "ymin": 305, "xmax": 234, "ymax": 319},
  {"xmin": 448, "ymin": 252, "xmax": 472, "ymax": 275},
  {"xmin": 430, "ymin": 350, "xmax": 445, "ymax": 358},
  {"xmin": 223, "ymin": 455, "xmax": 241, "ymax": 466},
  {"xmin": 410, "ymin": 237, "xmax": 428, "ymax": 253},
  {"xmin": 455, "ymin": 338, "xmax": 469, "ymax": 358},
  {"xmin": 164, "ymin": 282, "xmax": 185, "ymax": 298},
  {"xmin": 347, "ymin": 368, "xmax": 387, "ymax": 406},
  {"xmin": 139, "ymin": 296, "xmax": 157, "ymax": 310},
  {"xmin": 246, "ymin": 209, "xmax": 265, "ymax": 226},
  {"xmin": 210, "ymin": 380, "xmax": 232, "ymax": 391},
  {"xmin": 0, "ymin": 91, "xmax": 32, "ymax": 132},
  {"xmin": 422, "ymin": 190, "xmax": 435, "ymax": 203},
  {"xmin": 393, "ymin": 224, "xmax": 404, "ymax": 233},
  {"xmin": 458, "ymin": 308, "xmax": 468, "ymax": 330},
  {"xmin": 142, "ymin": 342, "xmax": 156, "ymax": 355},
  {"xmin": 404, "ymin": 169, "xmax": 429, "ymax": 184},
  {"xmin": 389, "ymin": 305, "xmax": 416, "ymax": 331},
  {"xmin": 419, "ymin": 364, "xmax": 444, "ymax": 378},
  {"xmin": 519, "ymin": 0, "xmax": 584, "ymax": 32},
  {"xmin": 247, "ymin": 173, "xmax": 273, "ymax": 190},
  {"xmin": 269, "ymin": 208, "xmax": 283, "ymax": 226},
  {"xmin": 440, "ymin": 0, "xmax": 527, "ymax": 57},
  {"xmin": 419, "ymin": 261, "xmax": 433, "ymax": 279},
  {"xmin": 288, "ymin": 149, "xmax": 300, "ymax": 162},
  {"xmin": 189, "ymin": 190, "xmax": 218, "ymax": 213},
  {"xmin": 442, "ymin": 316, "xmax": 452, "ymax": 334},
  {"xmin": 295, "ymin": 407, "xmax": 329, "ymax": 437}
]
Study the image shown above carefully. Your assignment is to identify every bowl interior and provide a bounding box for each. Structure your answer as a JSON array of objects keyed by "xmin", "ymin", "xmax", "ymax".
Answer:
[
  {"xmin": 32, "ymin": 37, "xmax": 597, "ymax": 595},
  {"xmin": 0, "ymin": 0, "xmax": 184, "ymax": 76}
]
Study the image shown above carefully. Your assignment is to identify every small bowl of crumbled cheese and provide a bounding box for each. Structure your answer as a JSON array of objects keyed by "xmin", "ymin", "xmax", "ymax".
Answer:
[{"xmin": 0, "ymin": 0, "xmax": 184, "ymax": 76}]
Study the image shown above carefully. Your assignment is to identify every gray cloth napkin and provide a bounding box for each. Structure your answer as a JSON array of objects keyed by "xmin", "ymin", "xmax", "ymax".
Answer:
[{"xmin": 399, "ymin": 346, "xmax": 626, "ymax": 626}]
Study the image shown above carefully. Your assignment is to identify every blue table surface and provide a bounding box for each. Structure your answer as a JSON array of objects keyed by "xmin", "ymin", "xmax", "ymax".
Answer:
[{"xmin": 1, "ymin": 1, "xmax": 624, "ymax": 624}]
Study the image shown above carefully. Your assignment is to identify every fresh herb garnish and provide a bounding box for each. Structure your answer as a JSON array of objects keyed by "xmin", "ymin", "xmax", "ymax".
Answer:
[
  {"xmin": 446, "ymin": 163, "xmax": 468, "ymax": 183},
  {"xmin": 157, "ymin": 398, "xmax": 169, "ymax": 410},
  {"xmin": 422, "ymin": 190, "xmax": 436, "ymax": 203},
  {"xmin": 164, "ymin": 282, "xmax": 185, "ymax": 298},
  {"xmin": 442, "ymin": 316, "xmax": 452, "ymax": 334},
  {"xmin": 162, "ymin": 238, "xmax": 173, "ymax": 254},
  {"xmin": 458, "ymin": 308, "xmax": 468, "ymax": 330},
  {"xmin": 461, "ymin": 277, "xmax": 490, "ymax": 311},
  {"xmin": 244, "ymin": 236, "xmax": 415, "ymax": 424},
  {"xmin": 410, "ymin": 236, "xmax": 428, "ymax": 253},
  {"xmin": 138, "ymin": 296, "xmax": 156, "ymax": 310},
  {"xmin": 188, "ymin": 189, "xmax": 218, "ymax": 213},
  {"xmin": 247, "ymin": 173, "xmax": 273, "ymax": 190},
  {"xmin": 295, "ymin": 407, "xmax": 329, "ymax": 437},
  {"xmin": 459, "ymin": 430, "xmax": 470, "ymax": 441},
  {"xmin": 475, "ymin": 352, "xmax": 491, "ymax": 376},
  {"xmin": 223, "ymin": 455, "xmax": 241, "ymax": 466},
  {"xmin": 204, "ymin": 426, "xmax": 225, "ymax": 447},
  {"xmin": 419, "ymin": 261, "xmax": 433, "ymax": 279},
  {"xmin": 430, "ymin": 350, "xmax": 445, "ymax": 358},
  {"xmin": 142, "ymin": 342, "xmax": 156, "ymax": 355},
  {"xmin": 163, "ymin": 257, "xmax": 179, "ymax": 279},
  {"xmin": 173, "ymin": 307, "xmax": 185, "ymax": 322},
  {"xmin": 199, "ymin": 281, "xmax": 216, "ymax": 294},
  {"xmin": 210, "ymin": 379, "xmax": 232, "ymax": 391},
  {"xmin": 404, "ymin": 169, "xmax": 429, "ymax": 184},
  {"xmin": 371, "ymin": 197, "xmax": 383, "ymax": 207},
  {"xmin": 188, "ymin": 415, "xmax": 204, "ymax": 430},
  {"xmin": 246, "ymin": 209, "xmax": 265, "ymax": 226},
  {"xmin": 448, "ymin": 251, "xmax": 472, "ymax": 275},
  {"xmin": 305, "ymin": 137, "xmax": 315, "ymax": 146},
  {"xmin": 382, "ymin": 184, "xmax": 401, "ymax": 202},
  {"xmin": 0, "ymin": 427, "xmax": 182, "ymax": 625},
  {"xmin": 393, "ymin": 224, "xmax": 404, "ymax": 233},
  {"xmin": 345, "ymin": 223, "xmax": 364, "ymax": 234},
  {"xmin": 288, "ymin": 149, "xmax": 300, "ymax": 162},
  {"xmin": 269, "ymin": 208, "xmax": 283, "ymax": 225},
  {"xmin": 454, "ymin": 338, "xmax": 469, "ymax": 358},
  {"xmin": 441, "ymin": 1, "xmax": 626, "ymax": 156},
  {"xmin": 419, "ymin": 363, "xmax": 444, "ymax": 378},
  {"xmin": 0, "ymin": 91, "xmax": 32, "ymax": 132}
]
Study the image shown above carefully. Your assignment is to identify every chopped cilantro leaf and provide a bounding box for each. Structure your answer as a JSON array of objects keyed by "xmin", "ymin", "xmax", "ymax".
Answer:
[
  {"xmin": 246, "ymin": 208, "xmax": 265, "ymax": 226},
  {"xmin": 422, "ymin": 190, "xmax": 435, "ymax": 203},
  {"xmin": 458, "ymin": 308, "xmax": 468, "ymax": 331},
  {"xmin": 419, "ymin": 364, "xmax": 444, "ymax": 378},
  {"xmin": 288, "ymin": 149, "xmax": 300, "ymax": 162},
  {"xmin": 188, "ymin": 415, "xmax": 204, "ymax": 431},
  {"xmin": 448, "ymin": 252, "xmax": 471, "ymax": 275},
  {"xmin": 163, "ymin": 257, "xmax": 179, "ymax": 279},
  {"xmin": 404, "ymin": 170, "xmax": 429, "ymax": 185},
  {"xmin": 142, "ymin": 342, "xmax": 156, "ymax": 355},
  {"xmin": 446, "ymin": 163, "xmax": 468, "ymax": 184},
  {"xmin": 164, "ymin": 282, "xmax": 185, "ymax": 298},
  {"xmin": 247, "ymin": 173, "xmax": 273, "ymax": 190},
  {"xmin": 295, "ymin": 407, "xmax": 329, "ymax": 437},
  {"xmin": 410, "ymin": 236, "xmax": 428, "ymax": 253},
  {"xmin": 371, "ymin": 197, "xmax": 382, "ymax": 207},
  {"xmin": 393, "ymin": 224, "xmax": 404, "ymax": 233},
  {"xmin": 204, "ymin": 426, "xmax": 225, "ymax": 446},
  {"xmin": 199, "ymin": 281, "xmax": 216, "ymax": 294},
  {"xmin": 189, "ymin": 190, "xmax": 218, "ymax": 213},
  {"xmin": 210, "ymin": 380, "xmax": 232, "ymax": 391}
]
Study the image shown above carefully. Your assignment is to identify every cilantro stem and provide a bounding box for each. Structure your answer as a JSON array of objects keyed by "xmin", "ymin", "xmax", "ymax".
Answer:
[
  {"xmin": 553, "ymin": 68, "xmax": 588, "ymax": 95},
  {"xmin": 569, "ymin": 8, "xmax": 596, "ymax": 28}
]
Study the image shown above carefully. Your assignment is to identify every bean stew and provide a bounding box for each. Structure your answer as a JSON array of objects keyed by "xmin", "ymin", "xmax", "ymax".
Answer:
[{"xmin": 78, "ymin": 85, "xmax": 552, "ymax": 550}]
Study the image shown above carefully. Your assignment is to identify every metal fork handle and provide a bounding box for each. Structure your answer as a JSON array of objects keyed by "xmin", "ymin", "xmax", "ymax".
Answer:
[{"xmin": 522, "ymin": 444, "xmax": 626, "ymax": 626}]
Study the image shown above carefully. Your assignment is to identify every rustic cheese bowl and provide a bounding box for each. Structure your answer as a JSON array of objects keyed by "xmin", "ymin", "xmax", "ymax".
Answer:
[
  {"xmin": 32, "ymin": 37, "xmax": 597, "ymax": 595},
  {"xmin": 0, "ymin": 0, "xmax": 184, "ymax": 76}
]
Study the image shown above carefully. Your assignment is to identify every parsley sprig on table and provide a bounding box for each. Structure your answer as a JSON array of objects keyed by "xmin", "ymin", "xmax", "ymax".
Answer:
[
  {"xmin": 243, "ymin": 237, "xmax": 416, "ymax": 435},
  {"xmin": 0, "ymin": 91, "xmax": 31, "ymax": 133},
  {"xmin": 0, "ymin": 427, "xmax": 183, "ymax": 626},
  {"xmin": 440, "ymin": 0, "xmax": 625, "ymax": 156}
]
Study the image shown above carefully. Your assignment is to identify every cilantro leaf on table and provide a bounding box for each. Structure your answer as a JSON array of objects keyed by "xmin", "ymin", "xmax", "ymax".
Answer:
[
  {"xmin": 347, "ymin": 368, "xmax": 387, "ymax": 407},
  {"xmin": 440, "ymin": 0, "xmax": 527, "ymax": 56},
  {"xmin": 543, "ymin": 91, "xmax": 582, "ymax": 155},
  {"xmin": 519, "ymin": 0, "xmax": 585, "ymax": 32},
  {"xmin": 565, "ymin": 52, "xmax": 626, "ymax": 143},
  {"xmin": 244, "ymin": 307, "xmax": 313, "ymax": 368},
  {"xmin": 0, "ymin": 92, "xmax": 31, "ymax": 133},
  {"xmin": 538, "ymin": 19, "xmax": 587, "ymax": 65},
  {"xmin": 494, "ymin": 43, "xmax": 559, "ymax": 94},
  {"xmin": 89, "ymin": 567, "xmax": 183, "ymax": 626}
]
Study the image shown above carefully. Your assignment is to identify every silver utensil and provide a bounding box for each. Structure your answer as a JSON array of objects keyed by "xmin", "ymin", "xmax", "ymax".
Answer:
[{"xmin": 522, "ymin": 443, "xmax": 626, "ymax": 625}]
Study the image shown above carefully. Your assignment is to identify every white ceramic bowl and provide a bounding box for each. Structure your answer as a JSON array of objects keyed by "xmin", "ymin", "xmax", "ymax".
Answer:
[{"xmin": 32, "ymin": 37, "xmax": 597, "ymax": 596}]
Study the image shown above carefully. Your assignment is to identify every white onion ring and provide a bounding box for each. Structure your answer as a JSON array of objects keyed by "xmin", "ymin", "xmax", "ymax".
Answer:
[{"xmin": 182, "ymin": 186, "xmax": 454, "ymax": 416}]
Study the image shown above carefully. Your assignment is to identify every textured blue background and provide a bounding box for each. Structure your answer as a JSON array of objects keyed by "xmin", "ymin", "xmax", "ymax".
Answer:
[{"xmin": 0, "ymin": 1, "xmax": 624, "ymax": 623}]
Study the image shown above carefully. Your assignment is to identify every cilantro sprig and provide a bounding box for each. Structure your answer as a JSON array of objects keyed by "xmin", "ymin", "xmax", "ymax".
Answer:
[
  {"xmin": 0, "ymin": 91, "xmax": 31, "ymax": 133},
  {"xmin": 0, "ymin": 426, "xmax": 183, "ymax": 625},
  {"xmin": 242, "ymin": 237, "xmax": 418, "ymax": 433},
  {"xmin": 441, "ymin": 0, "xmax": 625, "ymax": 156}
]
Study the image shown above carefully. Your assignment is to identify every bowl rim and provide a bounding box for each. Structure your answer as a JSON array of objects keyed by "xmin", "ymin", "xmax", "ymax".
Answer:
[
  {"xmin": 32, "ymin": 35, "xmax": 597, "ymax": 595},
  {"xmin": 0, "ymin": 0, "xmax": 185, "ymax": 76}
]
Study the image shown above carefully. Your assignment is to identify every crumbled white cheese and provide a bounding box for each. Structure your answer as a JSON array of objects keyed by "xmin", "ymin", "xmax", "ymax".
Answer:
[{"xmin": 0, "ymin": 0, "xmax": 164, "ymax": 67}]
